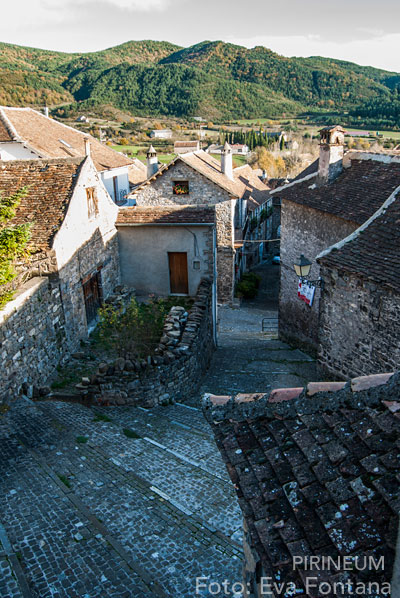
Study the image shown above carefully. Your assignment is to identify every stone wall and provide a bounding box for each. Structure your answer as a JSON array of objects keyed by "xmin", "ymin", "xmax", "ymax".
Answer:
[
  {"xmin": 132, "ymin": 162, "xmax": 235, "ymax": 304},
  {"xmin": 68, "ymin": 279, "xmax": 215, "ymax": 407},
  {"xmin": 280, "ymin": 200, "xmax": 356, "ymax": 353},
  {"xmin": 0, "ymin": 232, "xmax": 120, "ymax": 404},
  {"xmin": 132, "ymin": 162, "xmax": 233, "ymax": 206},
  {"xmin": 318, "ymin": 266, "xmax": 400, "ymax": 379},
  {"xmin": 58, "ymin": 231, "xmax": 120, "ymax": 345},
  {"xmin": 0, "ymin": 277, "xmax": 67, "ymax": 403}
]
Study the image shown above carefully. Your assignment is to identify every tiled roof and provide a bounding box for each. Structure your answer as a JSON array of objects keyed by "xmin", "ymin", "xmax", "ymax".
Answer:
[
  {"xmin": 128, "ymin": 161, "xmax": 147, "ymax": 185},
  {"xmin": 0, "ymin": 107, "xmax": 140, "ymax": 175},
  {"xmin": 174, "ymin": 141, "xmax": 199, "ymax": 148},
  {"xmin": 203, "ymin": 372, "xmax": 400, "ymax": 594},
  {"xmin": 116, "ymin": 206, "xmax": 215, "ymax": 225},
  {"xmin": 0, "ymin": 114, "xmax": 13, "ymax": 142},
  {"xmin": 132, "ymin": 150, "xmax": 269, "ymax": 203},
  {"xmin": 318, "ymin": 189, "xmax": 400, "ymax": 292},
  {"xmin": 272, "ymin": 157, "xmax": 400, "ymax": 225},
  {"xmin": 0, "ymin": 158, "xmax": 84, "ymax": 251}
]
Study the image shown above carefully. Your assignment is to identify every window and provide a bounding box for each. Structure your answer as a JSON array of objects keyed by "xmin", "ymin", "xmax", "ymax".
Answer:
[
  {"xmin": 173, "ymin": 181, "xmax": 189, "ymax": 195},
  {"xmin": 86, "ymin": 187, "xmax": 99, "ymax": 218}
]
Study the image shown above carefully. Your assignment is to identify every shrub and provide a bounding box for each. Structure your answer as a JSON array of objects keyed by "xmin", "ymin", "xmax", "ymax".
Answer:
[
  {"xmin": 236, "ymin": 280, "xmax": 258, "ymax": 299},
  {"xmin": 97, "ymin": 296, "xmax": 192, "ymax": 359},
  {"xmin": 242, "ymin": 272, "xmax": 261, "ymax": 288}
]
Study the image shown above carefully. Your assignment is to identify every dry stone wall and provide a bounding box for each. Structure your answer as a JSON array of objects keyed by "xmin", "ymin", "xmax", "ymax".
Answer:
[
  {"xmin": 318, "ymin": 266, "xmax": 400, "ymax": 379},
  {"xmin": 67, "ymin": 279, "xmax": 215, "ymax": 407}
]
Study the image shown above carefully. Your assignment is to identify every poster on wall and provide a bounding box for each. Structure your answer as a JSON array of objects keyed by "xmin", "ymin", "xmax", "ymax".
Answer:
[{"xmin": 298, "ymin": 279, "xmax": 316, "ymax": 307}]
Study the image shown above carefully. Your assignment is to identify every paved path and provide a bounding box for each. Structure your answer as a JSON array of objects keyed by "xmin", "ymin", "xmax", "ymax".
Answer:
[{"xmin": 0, "ymin": 265, "xmax": 318, "ymax": 598}]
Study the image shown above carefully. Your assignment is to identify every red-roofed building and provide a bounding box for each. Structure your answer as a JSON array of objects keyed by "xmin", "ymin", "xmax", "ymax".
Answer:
[
  {"xmin": 0, "ymin": 156, "xmax": 120, "ymax": 401},
  {"xmin": 0, "ymin": 107, "xmax": 146, "ymax": 205}
]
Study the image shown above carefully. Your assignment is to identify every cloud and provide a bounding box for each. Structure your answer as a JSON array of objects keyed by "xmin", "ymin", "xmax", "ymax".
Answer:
[{"xmin": 98, "ymin": 0, "xmax": 176, "ymax": 9}]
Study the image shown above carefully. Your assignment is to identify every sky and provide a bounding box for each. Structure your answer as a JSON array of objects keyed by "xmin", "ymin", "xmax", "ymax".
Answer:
[{"xmin": 1, "ymin": 0, "xmax": 400, "ymax": 72}]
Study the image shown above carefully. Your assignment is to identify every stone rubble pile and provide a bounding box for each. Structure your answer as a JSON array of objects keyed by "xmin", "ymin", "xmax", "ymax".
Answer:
[{"xmin": 51, "ymin": 279, "xmax": 214, "ymax": 408}]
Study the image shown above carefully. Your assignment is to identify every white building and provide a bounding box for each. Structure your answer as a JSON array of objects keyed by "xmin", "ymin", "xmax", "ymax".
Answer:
[{"xmin": 150, "ymin": 129, "xmax": 173, "ymax": 139}]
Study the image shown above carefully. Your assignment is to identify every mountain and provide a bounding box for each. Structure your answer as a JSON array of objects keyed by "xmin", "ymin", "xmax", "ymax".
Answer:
[{"xmin": 0, "ymin": 39, "xmax": 398, "ymax": 120}]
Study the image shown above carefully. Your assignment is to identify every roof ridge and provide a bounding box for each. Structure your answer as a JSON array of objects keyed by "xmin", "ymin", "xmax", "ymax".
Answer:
[
  {"xmin": 203, "ymin": 371, "xmax": 397, "ymax": 423},
  {"xmin": 0, "ymin": 106, "xmax": 18, "ymax": 141}
]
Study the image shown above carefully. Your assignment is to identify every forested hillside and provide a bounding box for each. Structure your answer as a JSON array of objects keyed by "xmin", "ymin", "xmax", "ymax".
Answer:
[{"xmin": 0, "ymin": 39, "xmax": 398, "ymax": 121}]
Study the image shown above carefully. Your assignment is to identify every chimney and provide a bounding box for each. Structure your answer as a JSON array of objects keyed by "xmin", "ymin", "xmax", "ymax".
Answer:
[
  {"xmin": 318, "ymin": 125, "xmax": 345, "ymax": 184},
  {"xmin": 221, "ymin": 141, "xmax": 233, "ymax": 180},
  {"xmin": 84, "ymin": 137, "xmax": 91, "ymax": 157},
  {"xmin": 146, "ymin": 145, "xmax": 158, "ymax": 178},
  {"xmin": 44, "ymin": 106, "xmax": 49, "ymax": 118}
]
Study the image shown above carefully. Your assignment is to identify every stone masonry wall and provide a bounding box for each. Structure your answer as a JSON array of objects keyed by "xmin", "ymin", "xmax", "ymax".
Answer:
[
  {"xmin": 68, "ymin": 279, "xmax": 215, "ymax": 407},
  {"xmin": 133, "ymin": 162, "xmax": 233, "ymax": 206},
  {"xmin": 318, "ymin": 266, "xmax": 400, "ymax": 379},
  {"xmin": 58, "ymin": 231, "xmax": 120, "ymax": 346},
  {"xmin": 0, "ymin": 277, "xmax": 68, "ymax": 403},
  {"xmin": 280, "ymin": 200, "xmax": 356, "ymax": 353},
  {"xmin": 133, "ymin": 162, "xmax": 235, "ymax": 304}
]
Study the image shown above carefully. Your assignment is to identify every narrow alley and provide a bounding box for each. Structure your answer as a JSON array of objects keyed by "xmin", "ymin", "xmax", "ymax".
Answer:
[{"xmin": 0, "ymin": 264, "xmax": 318, "ymax": 598}]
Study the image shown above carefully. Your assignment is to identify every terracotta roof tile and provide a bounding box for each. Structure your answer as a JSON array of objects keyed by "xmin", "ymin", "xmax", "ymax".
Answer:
[
  {"xmin": 116, "ymin": 205, "xmax": 215, "ymax": 225},
  {"xmin": 0, "ymin": 158, "xmax": 84, "ymax": 251},
  {"xmin": 319, "ymin": 191, "xmax": 400, "ymax": 292},
  {"xmin": 203, "ymin": 371, "xmax": 400, "ymax": 592},
  {"xmin": 0, "ymin": 107, "xmax": 141, "ymax": 175},
  {"xmin": 273, "ymin": 157, "xmax": 400, "ymax": 224}
]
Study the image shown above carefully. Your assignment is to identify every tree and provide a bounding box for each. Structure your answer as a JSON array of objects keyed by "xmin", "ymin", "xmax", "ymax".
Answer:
[{"xmin": 0, "ymin": 187, "xmax": 31, "ymax": 306}]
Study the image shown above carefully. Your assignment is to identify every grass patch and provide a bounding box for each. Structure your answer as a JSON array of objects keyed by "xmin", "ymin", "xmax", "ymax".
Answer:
[
  {"xmin": 57, "ymin": 474, "xmax": 71, "ymax": 488},
  {"xmin": 93, "ymin": 412, "xmax": 113, "ymax": 423},
  {"xmin": 123, "ymin": 428, "xmax": 141, "ymax": 439},
  {"xmin": 76, "ymin": 436, "xmax": 89, "ymax": 444}
]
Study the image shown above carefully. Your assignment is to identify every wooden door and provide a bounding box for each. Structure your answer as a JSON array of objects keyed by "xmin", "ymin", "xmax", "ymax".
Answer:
[{"xmin": 168, "ymin": 252, "xmax": 189, "ymax": 294}]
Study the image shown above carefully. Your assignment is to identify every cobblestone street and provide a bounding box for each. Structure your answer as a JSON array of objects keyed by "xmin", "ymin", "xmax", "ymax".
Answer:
[{"xmin": 0, "ymin": 265, "xmax": 318, "ymax": 598}]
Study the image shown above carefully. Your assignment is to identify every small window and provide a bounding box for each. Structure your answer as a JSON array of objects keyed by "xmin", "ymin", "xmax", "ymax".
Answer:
[
  {"xmin": 173, "ymin": 181, "xmax": 189, "ymax": 195},
  {"xmin": 86, "ymin": 187, "xmax": 99, "ymax": 218}
]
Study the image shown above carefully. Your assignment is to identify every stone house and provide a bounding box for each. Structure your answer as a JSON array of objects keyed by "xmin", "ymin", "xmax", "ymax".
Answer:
[
  {"xmin": 0, "ymin": 106, "xmax": 146, "ymax": 204},
  {"xmin": 129, "ymin": 144, "xmax": 269, "ymax": 303},
  {"xmin": 0, "ymin": 156, "xmax": 119, "ymax": 400},
  {"xmin": 116, "ymin": 206, "xmax": 216, "ymax": 298},
  {"xmin": 203, "ymin": 371, "xmax": 400, "ymax": 597},
  {"xmin": 270, "ymin": 127, "xmax": 400, "ymax": 354},
  {"xmin": 317, "ymin": 175, "xmax": 400, "ymax": 379}
]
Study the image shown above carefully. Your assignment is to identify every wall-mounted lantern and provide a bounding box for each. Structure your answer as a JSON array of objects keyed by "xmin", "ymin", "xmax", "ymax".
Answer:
[{"xmin": 293, "ymin": 254, "xmax": 324, "ymax": 289}]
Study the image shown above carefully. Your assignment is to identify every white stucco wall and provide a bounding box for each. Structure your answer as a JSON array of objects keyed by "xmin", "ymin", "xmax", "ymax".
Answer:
[
  {"xmin": 0, "ymin": 142, "xmax": 41, "ymax": 160},
  {"xmin": 101, "ymin": 167, "xmax": 130, "ymax": 205},
  {"xmin": 53, "ymin": 157, "xmax": 118, "ymax": 269},
  {"xmin": 117, "ymin": 225, "xmax": 214, "ymax": 296}
]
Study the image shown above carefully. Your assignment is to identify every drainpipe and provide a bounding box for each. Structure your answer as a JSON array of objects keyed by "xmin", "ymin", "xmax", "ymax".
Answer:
[{"xmin": 212, "ymin": 226, "xmax": 218, "ymax": 347}]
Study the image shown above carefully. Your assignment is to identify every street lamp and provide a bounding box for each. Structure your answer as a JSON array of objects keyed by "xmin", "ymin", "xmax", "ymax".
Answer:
[{"xmin": 293, "ymin": 254, "xmax": 324, "ymax": 289}]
